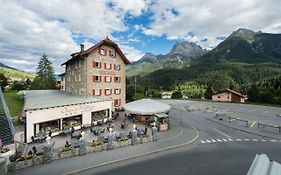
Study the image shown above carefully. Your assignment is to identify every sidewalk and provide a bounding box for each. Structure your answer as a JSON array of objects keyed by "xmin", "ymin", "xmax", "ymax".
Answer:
[{"xmin": 10, "ymin": 120, "xmax": 198, "ymax": 175}]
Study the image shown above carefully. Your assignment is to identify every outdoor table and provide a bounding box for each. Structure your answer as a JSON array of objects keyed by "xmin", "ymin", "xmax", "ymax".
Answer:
[
  {"xmin": 71, "ymin": 132, "xmax": 82, "ymax": 139},
  {"xmin": 61, "ymin": 128, "xmax": 72, "ymax": 135}
]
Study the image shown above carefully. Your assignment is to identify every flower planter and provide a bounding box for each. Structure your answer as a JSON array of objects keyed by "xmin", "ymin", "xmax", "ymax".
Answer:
[{"xmin": 0, "ymin": 150, "xmax": 12, "ymax": 158}]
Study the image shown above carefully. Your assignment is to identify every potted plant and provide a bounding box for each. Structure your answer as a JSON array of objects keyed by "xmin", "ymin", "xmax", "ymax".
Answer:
[{"xmin": 0, "ymin": 139, "xmax": 12, "ymax": 158}]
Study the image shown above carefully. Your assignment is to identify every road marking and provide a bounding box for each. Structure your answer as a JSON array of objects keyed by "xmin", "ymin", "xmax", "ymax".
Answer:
[
  {"xmin": 217, "ymin": 139, "xmax": 222, "ymax": 142},
  {"xmin": 222, "ymin": 138, "xmax": 228, "ymax": 142},
  {"xmin": 201, "ymin": 140, "xmax": 206, "ymax": 144},
  {"xmin": 212, "ymin": 139, "xmax": 217, "ymax": 142},
  {"xmin": 244, "ymin": 139, "xmax": 250, "ymax": 141},
  {"xmin": 236, "ymin": 139, "xmax": 242, "ymax": 141},
  {"xmin": 212, "ymin": 128, "xmax": 231, "ymax": 138},
  {"xmin": 250, "ymin": 121, "xmax": 256, "ymax": 128},
  {"xmin": 261, "ymin": 139, "xmax": 267, "ymax": 142},
  {"xmin": 206, "ymin": 139, "xmax": 211, "ymax": 143},
  {"xmin": 228, "ymin": 138, "xmax": 233, "ymax": 141},
  {"xmin": 270, "ymin": 140, "xmax": 277, "ymax": 142},
  {"xmin": 252, "ymin": 139, "xmax": 258, "ymax": 141}
]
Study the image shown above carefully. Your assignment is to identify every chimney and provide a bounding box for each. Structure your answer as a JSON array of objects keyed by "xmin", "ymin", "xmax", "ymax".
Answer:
[{"xmin": 80, "ymin": 44, "xmax": 84, "ymax": 52}]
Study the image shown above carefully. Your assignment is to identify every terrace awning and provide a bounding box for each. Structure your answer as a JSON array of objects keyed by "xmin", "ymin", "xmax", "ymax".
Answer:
[{"xmin": 124, "ymin": 99, "xmax": 171, "ymax": 115}]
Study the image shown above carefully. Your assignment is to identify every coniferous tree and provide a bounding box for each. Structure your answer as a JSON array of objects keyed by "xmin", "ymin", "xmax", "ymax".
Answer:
[
  {"xmin": 31, "ymin": 54, "xmax": 56, "ymax": 89},
  {"xmin": 204, "ymin": 84, "xmax": 214, "ymax": 100}
]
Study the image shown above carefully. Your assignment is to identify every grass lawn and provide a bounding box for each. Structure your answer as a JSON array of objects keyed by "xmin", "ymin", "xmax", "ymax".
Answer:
[{"xmin": 3, "ymin": 91, "xmax": 24, "ymax": 117}]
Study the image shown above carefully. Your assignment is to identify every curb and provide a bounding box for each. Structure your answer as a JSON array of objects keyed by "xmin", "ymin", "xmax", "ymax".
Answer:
[
  {"xmin": 207, "ymin": 118, "xmax": 281, "ymax": 140},
  {"xmin": 63, "ymin": 124, "xmax": 199, "ymax": 175}
]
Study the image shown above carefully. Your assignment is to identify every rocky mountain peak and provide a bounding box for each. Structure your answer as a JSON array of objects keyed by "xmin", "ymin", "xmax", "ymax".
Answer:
[{"xmin": 168, "ymin": 41, "xmax": 204, "ymax": 59}]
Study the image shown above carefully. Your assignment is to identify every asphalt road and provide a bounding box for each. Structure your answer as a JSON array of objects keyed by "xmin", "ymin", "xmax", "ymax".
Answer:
[
  {"xmin": 88, "ymin": 141, "xmax": 281, "ymax": 175},
  {"xmin": 76, "ymin": 102, "xmax": 281, "ymax": 175}
]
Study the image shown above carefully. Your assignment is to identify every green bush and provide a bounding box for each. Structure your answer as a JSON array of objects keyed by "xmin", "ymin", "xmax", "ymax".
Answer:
[{"xmin": 172, "ymin": 90, "xmax": 182, "ymax": 99}]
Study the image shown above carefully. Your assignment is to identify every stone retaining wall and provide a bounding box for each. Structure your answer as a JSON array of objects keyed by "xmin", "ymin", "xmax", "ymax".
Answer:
[{"xmin": 8, "ymin": 137, "xmax": 152, "ymax": 172}]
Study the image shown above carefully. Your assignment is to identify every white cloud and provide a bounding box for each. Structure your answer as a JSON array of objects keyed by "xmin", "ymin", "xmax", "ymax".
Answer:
[
  {"xmin": 143, "ymin": 0, "xmax": 281, "ymax": 48},
  {"xmin": 0, "ymin": 0, "xmax": 148, "ymax": 73},
  {"xmin": 118, "ymin": 44, "xmax": 144, "ymax": 62}
]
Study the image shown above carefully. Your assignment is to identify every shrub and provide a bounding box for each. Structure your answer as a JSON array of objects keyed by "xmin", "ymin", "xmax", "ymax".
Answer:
[
  {"xmin": 61, "ymin": 146, "xmax": 74, "ymax": 152},
  {"xmin": 91, "ymin": 141, "xmax": 103, "ymax": 147},
  {"xmin": 172, "ymin": 90, "xmax": 182, "ymax": 99},
  {"xmin": 117, "ymin": 137, "xmax": 128, "ymax": 142},
  {"xmin": 18, "ymin": 154, "xmax": 35, "ymax": 161}
]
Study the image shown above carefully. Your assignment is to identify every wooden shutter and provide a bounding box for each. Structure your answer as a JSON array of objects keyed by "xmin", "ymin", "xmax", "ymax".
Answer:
[
  {"xmin": 104, "ymin": 49, "xmax": 107, "ymax": 56},
  {"xmin": 93, "ymin": 89, "xmax": 95, "ymax": 95},
  {"xmin": 99, "ymin": 89, "xmax": 102, "ymax": 95}
]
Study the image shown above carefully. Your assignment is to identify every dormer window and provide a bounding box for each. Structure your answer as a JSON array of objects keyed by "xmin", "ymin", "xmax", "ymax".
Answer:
[
  {"xmin": 109, "ymin": 50, "xmax": 116, "ymax": 57},
  {"xmin": 99, "ymin": 48, "xmax": 106, "ymax": 55}
]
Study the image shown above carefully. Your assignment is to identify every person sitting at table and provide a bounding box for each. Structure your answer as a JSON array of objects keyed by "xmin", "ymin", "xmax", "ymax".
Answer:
[
  {"xmin": 48, "ymin": 131, "xmax": 52, "ymax": 137},
  {"xmin": 32, "ymin": 146, "xmax": 37, "ymax": 154},
  {"xmin": 28, "ymin": 150, "xmax": 33, "ymax": 155},
  {"xmin": 71, "ymin": 126, "xmax": 75, "ymax": 133},
  {"xmin": 65, "ymin": 140, "xmax": 71, "ymax": 147}
]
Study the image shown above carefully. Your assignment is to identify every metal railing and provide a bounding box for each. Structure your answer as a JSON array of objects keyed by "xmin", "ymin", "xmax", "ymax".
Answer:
[{"xmin": 0, "ymin": 88, "xmax": 15, "ymax": 137}]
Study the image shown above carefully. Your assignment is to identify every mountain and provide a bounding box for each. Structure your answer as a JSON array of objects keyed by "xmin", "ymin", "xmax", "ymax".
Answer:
[
  {"xmin": 127, "ymin": 28, "xmax": 281, "ymax": 95},
  {"xmin": 0, "ymin": 62, "xmax": 17, "ymax": 70},
  {"xmin": 127, "ymin": 41, "xmax": 205, "ymax": 77},
  {"xmin": 201, "ymin": 28, "xmax": 281, "ymax": 63},
  {"xmin": 134, "ymin": 52, "xmax": 157, "ymax": 64},
  {"xmin": 0, "ymin": 62, "xmax": 35, "ymax": 80}
]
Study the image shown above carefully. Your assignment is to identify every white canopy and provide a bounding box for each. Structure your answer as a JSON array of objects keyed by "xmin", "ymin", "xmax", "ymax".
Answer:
[{"xmin": 124, "ymin": 99, "xmax": 171, "ymax": 115}]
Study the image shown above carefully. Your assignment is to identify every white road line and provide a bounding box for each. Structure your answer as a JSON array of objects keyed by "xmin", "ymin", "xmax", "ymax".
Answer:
[
  {"xmin": 201, "ymin": 140, "xmax": 206, "ymax": 144},
  {"xmin": 206, "ymin": 139, "xmax": 211, "ymax": 143},
  {"xmin": 252, "ymin": 139, "xmax": 258, "ymax": 141},
  {"xmin": 217, "ymin": 139, "xmax": 222, "ymax": 142},
  {"xmin": 236, "ymin": 139, "xmax": 242, "ymax": 141},
  {"xmin": 228, "ymin": 138, "xmax": 233, "ymax": 141},
  {"xmin": 270, "ymin": 140, "xmax": 277, "ymax": 142},
  {"xmin": 212, "ymin": 128, "xmax": 231, "ymax": 138},
  {"xmin": 222, "ymin": 138, "xmax": 228, "ymax": 142},
  {"xmin": 244, "ymin": 139, "xmax": 250, "ymax": 141},
  {"xmin": 261, "ymin": 139, "xmax": 267, "ymax": 142},
  {"xmin": 212, "ymin": 139, "xmax": 217, "ymax": 142}
]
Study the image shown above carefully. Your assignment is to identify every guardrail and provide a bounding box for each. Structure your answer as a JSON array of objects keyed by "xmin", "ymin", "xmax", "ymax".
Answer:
[{"xmin": 257, "ymin": 123, "xmax": 281, "ymax": 133}]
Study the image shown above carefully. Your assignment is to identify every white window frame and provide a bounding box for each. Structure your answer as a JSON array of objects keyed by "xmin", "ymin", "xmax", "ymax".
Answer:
[
  {"xmin": 94, "ymin": 89, "xmax": 101, "ymax": 96},
  {"xmin": 105, "ymin": 76, "xmax": 111, "ymax": 82},
  {"xmin": 115, "ymin": 64, "xmax": 121, "ymax": 71},
  {"xmin": 100, "ymin": 48, "xmax": 105, "ymax": 55},
  {"xmin": 115, "ymin": 89, "xmax": 120, "ymax": 95},
  {"xmin": 75, "ymin": 75, "xmax": 77, "ymax": 81},
  {"xmin": 105, "ymin": 63, "xmax": 111, "ymax": 70},
  {"xmin": 78, "ymin": 75, "xmax": 81, "ymax": 82},
  {"xmin": 105, "ymin": 89, "xmax": 111, "ymax": 95}
]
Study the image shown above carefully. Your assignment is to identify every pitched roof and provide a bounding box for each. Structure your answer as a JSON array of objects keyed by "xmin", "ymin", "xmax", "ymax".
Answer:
[
  {"xmin": 61, "ymin": 37, "xmax": 130, "ymax": 66},
  {"xmin": 213, "ymin": 88, "xmax": 246, "ymax": 98}
]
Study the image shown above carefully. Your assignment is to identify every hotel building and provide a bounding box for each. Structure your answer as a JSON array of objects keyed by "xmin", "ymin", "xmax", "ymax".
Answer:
[{"xmin": 61, "ymin": 37, "xmax": 130, "ymax": 110}]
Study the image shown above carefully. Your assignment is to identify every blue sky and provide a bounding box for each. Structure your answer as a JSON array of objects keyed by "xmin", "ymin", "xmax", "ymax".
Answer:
[{"xmin": 1, "ymin": 0, "xmax": 281, "ymax": 73}]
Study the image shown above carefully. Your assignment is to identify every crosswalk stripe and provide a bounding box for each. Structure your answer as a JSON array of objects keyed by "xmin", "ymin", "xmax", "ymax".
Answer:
[
  {"xmin": 270, "ymin": 140, "xmax": 277, "ymax": 142},
  {"xmin": 206, "ymin": 139, "xmax": 211, "ymax": 143},
  {"xmin": 228, "ymin": 138, "xmax": 233, "ymax": 141},
  {"xmin": 217, "ymin": 139, "xmax": 222, "ymax": 142},
  {"xmin": 236, "ymin": 139, "xmax": 242, "ymax": 141},
  {"xmin": 261, "ymin": 139, "xmax": 267, "ymax": 142},
  {"xmin": 252, "ymin": 139, "xmax": 258, "ymax": 141},
  {"xmin": 201, "ymin": 140, "xmax": 206, "ymax": 144},
  {"xmin": 212, "ymin": 139, "xmax": 217, "ymax": 142},
  {"xmin": 222, "ymin": 138, "xmax": 228, "ymax": 142},
  {"xmin": 244, "ymin": 139, "xmax": 250, "ymax": 141}
]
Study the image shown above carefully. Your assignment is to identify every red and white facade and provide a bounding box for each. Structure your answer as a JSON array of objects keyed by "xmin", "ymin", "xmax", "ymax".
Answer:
[{"xmin": 62, "ymin": 38, "xmax": 130, "ymax": 110}]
